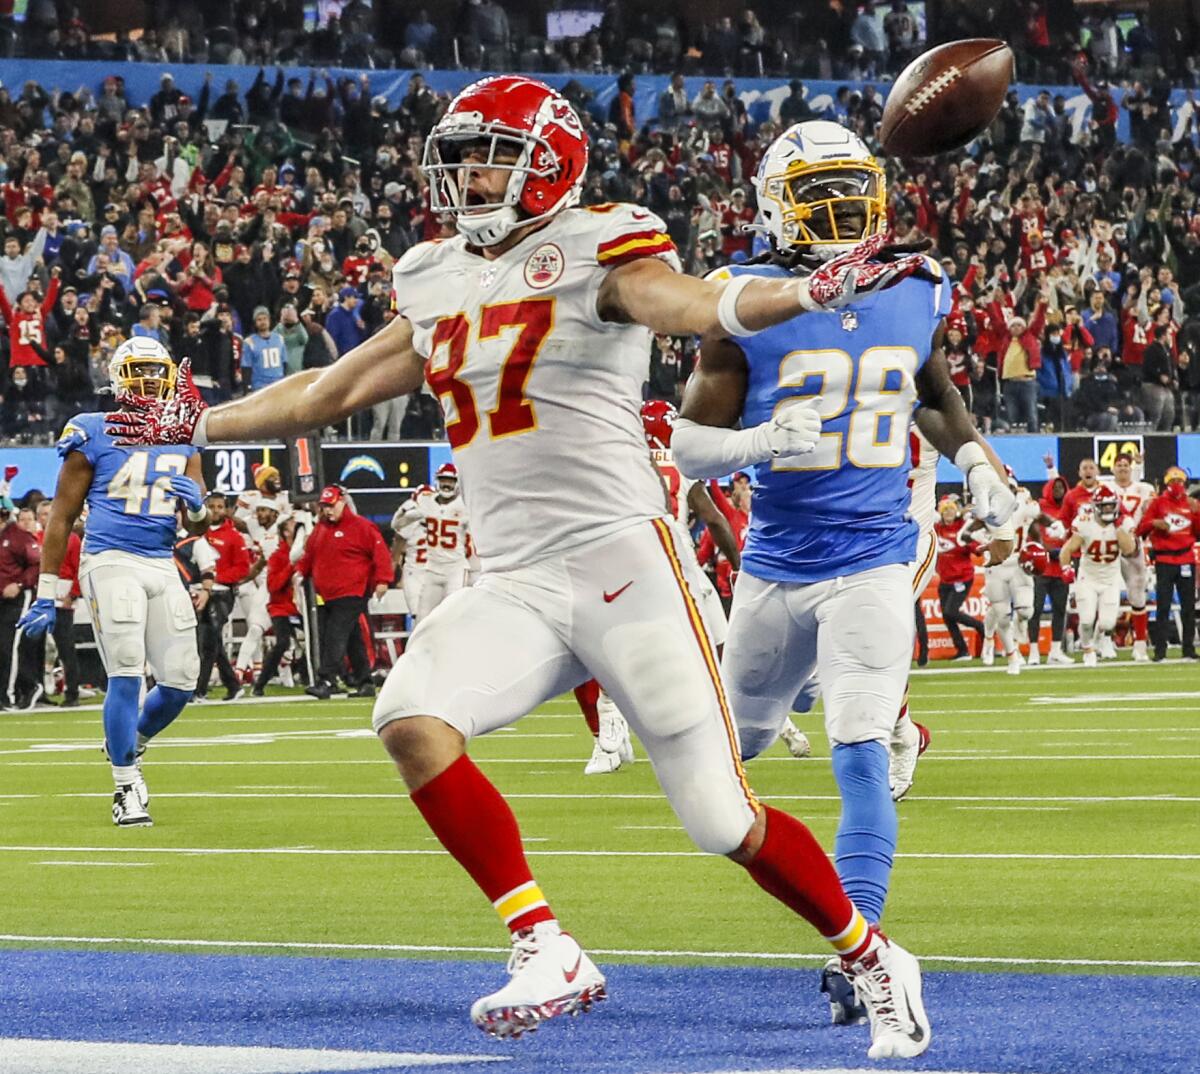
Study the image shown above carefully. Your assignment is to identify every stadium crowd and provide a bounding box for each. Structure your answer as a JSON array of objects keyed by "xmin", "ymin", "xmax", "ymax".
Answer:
[{"xmin": 0, "ymin": 9, "xmax": 1199, "ymax": 440}]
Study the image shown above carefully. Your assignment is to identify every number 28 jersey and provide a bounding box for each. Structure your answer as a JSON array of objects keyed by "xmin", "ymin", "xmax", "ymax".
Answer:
[
  {"xmin": 722, "ymin": 258, "xmax": 952, "ymax": 584},
  {"xmin": 57, "ymin": 412, "xmax": 198, "ymax": 558},
  {"xmin": 392, "ymin": 203, "xmax": 677, "ymax": 574}
]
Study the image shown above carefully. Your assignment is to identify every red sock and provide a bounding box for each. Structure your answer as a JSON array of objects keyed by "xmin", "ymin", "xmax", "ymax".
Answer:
[
  {"xmin": 743, "ymin": 805, "xmax": 872, "ymax": 960},
  {"xmin": 575, "ymin": 679, "xmax": 600, "ymax": 737},
  {"xmin": 1133, "ymin": 610, "xmax": 1148, "ymax": 642},
  {"xmin": 411, "ymin": 755, "xmax": 555, "ymax": 933}
]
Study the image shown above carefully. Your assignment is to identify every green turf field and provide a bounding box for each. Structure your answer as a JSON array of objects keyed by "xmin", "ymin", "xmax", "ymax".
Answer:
[{"xmin": 1, "ymin": 662, "xmax": 1198, "ymax": 976}]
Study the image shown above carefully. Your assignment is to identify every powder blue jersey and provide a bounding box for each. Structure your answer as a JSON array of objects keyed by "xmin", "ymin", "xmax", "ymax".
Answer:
[
  {"xmin": 57, "ymin": 412, "xmax": 198, "ymax": 559},
  {"xmin": 725, "ymin": 258, "xmax": 952, "ymax": 584}
]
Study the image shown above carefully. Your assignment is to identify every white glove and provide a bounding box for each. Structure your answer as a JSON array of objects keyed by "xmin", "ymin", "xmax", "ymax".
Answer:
[
  {"xmin": 1045, "ymin": 518, "xmax": 1067, "ymax": 542},
  {"xmin": 759, "ymin": 398, "xmax": 823, "ymax": 460},
  {"xmin": 955, "ymin": 443, "xmax": 1016, "ymax": 526}
]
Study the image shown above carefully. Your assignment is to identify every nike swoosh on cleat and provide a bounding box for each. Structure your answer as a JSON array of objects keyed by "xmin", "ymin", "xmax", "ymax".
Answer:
[
  {"xmin": 603, "ymin": 581, "xmax": 633, "ymax": 603},
  {"xmin": 563, "ymin": 952, "xmax": 583, "ymax": 983},
  {"xmin": 904, "ymin": 995, "xmax": 926, "ymax": 1042}
]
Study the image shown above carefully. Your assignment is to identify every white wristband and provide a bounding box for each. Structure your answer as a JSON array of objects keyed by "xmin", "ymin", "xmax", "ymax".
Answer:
[
  {"xmin": 954, "ymin": 441, "xmax": 989, "ymax": 475},
  {"xmin": 187, "ymin": 505, "xmax": 209, "ymax": 523},
  {"xmin": 795, "ymin": 277, "xmax": 820, "ymax": 312},
  {"xmin": 716, "ymin": 275, "xmax": 755, "ymax": 338},
  {"xmin": 36, "ymin": 573, "xmax": 58, "ymax": 601},
  {"xmin": 192, "ymin": 409, "xmax": 211, "ymax": 447}
]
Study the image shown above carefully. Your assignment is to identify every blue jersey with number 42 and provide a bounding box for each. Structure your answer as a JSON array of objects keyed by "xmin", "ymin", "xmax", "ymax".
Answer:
[
  {"xmin": 57, "ymin": 412, "xmax": 199, "ymax": 558},
  {"xmin": 726, "ymin": 258, "xmax": 952, "ymax": 584}
]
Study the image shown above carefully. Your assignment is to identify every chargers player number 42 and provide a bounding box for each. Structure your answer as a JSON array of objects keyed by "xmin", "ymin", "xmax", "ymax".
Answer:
[{"xmin": 106, "ymin": 451, "xmax": 190, "ymax": 515}]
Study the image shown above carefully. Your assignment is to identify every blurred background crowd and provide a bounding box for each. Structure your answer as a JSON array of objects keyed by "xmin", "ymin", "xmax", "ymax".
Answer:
[{"xmin": 2, "ymin": 1, "xmax": 1200, "ymax": 442}]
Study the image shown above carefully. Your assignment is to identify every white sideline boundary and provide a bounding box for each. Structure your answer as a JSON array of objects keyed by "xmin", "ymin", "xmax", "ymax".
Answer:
[
  {"xmin": 1, "ymin": 932, "xmax": 1196, "ymax": 970},
  {"xmin": 0, "ymin": 845, "xmax": 1195, "ymax": 861}
]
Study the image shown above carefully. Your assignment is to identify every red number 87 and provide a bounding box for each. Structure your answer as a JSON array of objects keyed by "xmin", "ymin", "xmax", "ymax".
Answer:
[{"xmin": 425, "ymin": 297, "xmax": 555, "ymax": 449}]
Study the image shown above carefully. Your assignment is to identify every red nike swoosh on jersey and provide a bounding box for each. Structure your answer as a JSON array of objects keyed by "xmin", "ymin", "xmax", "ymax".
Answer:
[
  {"xmin": 563, "ymin": 951, "xmax": 583, "ymax": 983},
  {"xmin": 603, "ymin": 581, "xmax": 634, "ymax": 603}
]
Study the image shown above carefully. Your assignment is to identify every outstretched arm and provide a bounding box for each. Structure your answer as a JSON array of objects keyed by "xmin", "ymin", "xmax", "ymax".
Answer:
[{"xmin": 687, "ymin": 481, "xmax": 741, "ymax": 570}]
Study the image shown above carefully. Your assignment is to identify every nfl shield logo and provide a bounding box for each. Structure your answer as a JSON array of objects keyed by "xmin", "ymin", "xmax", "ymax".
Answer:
[{"xmin": 841, "ymin": 310, "xmax": 858, "ymax": 332}]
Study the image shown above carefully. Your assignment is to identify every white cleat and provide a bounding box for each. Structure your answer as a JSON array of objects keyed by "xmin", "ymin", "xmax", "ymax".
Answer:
[
  {"xmin": 980, "ymin": 638, "xmax": 995, "ymax": 666},
  {"xmin": 595, "ymin": 693, "xmax": 626, "ymax": 753},
  {"xmin": 1006, "ymin": 652, "xmax": 1022, "ymax": 676},
  {"xmin": 112, "ymin": 785, "xmax": 152, "ymax": 827},
  {"xmin": 1082, "ymin": 650, "xmax": 1098, "ymax": 668},
  {"xmin": 101, "ymin": 741, "xmax": 149, "ymax": 808},
  {"xmin": 1047, "ymin": 649, "xmax": 1074, "ymax": 666},
  {"xmin": 844, "ymin": 932, "xmax": 931, "ymax": 1060},
  {"xmin": 1098, "ymin": 635, "xmax": 1118, "ymax": 660},
  {"xmin": 583, "ymin": 739, "xmax": 621, "ymax": 775},
  {"xmin": 780, "ymin": 720, "xmax": 812, "ymax": 759},
  {"xmin": 1027, "ymin": 647, "xmax": 1041, "ymax": 666},
  {"xmin": 888, "ymin": 719, "xmax": 920, "ymax": 801},
  {"xmin": 470, "ymin": 922, "xmax": 607, "ymax": 1038},
  {"xmin": 1132, "ymin": 641, "xmax": 1150, "ymax": 663}
]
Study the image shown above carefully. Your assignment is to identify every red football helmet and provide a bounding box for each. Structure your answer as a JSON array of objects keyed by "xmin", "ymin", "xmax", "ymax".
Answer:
[
  {"xmin": 435, "ymin": 462, "xmax": 459, "ymax": 496},
  {"xmin": 1093, "ymin": 484, "xmax": 1119, "ymax": 524},
  {"xmin": 1019, "ymin": 540, "xmax": 1050, "ymax": 577},
  {"xmin": 641, "ymin": 400, "xmax": 676, "ymax": 450},
  {"xmin": 422, "ymin": 76, "xmax": 589, "ymax": 247}
]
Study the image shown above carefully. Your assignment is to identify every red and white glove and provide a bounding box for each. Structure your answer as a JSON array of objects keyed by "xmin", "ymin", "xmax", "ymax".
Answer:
[
  {"xmin": 1061, "ymin": 565, "xmax": 1076, "ymax": 585},
  {"xmin": 106, "ymin": 359, "xmax": 210, "ymax": 446},
  {"xmin": 797, "ymin": 232, "xmax": 934, "ymax": 312}
]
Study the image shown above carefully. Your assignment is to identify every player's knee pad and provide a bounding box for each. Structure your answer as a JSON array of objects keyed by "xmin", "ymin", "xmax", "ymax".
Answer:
[
  {"xmin": 670, "ymin": 785, "xmax": 756, "ymax": 856},
  {"xmin": 825, "ymin": 578, "xmax": 912, "ymax": 673},
  {"xmin": 158, "ymin": 638, "xmax": 200, "ymax": 690}
]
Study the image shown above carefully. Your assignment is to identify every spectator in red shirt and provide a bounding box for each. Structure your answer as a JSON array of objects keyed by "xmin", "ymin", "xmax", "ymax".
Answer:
[
  {"xmin": 1137, "ymin": 468, "xmax": 1200, "ymax": 660},
  {"xmin": 0, "ymin": 504, "xmax": 43, "ymax": 706},
  {"xmin": 253, "ymin": 516, "xmax": 303, "ymax": 696},
  {"xmin": 0, "ymin": 270, "xmax": 59, "ymax": 368},
  {"xmin": 297, "ymin": 485, "xmax": 393, "ymax": 700},
  {"xmin": 719, "ymin": 189, "xmax": 754, "ymax": 260}
]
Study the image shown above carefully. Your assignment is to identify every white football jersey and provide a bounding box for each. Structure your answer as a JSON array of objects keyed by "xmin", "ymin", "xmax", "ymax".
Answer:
[
  {"xmin": 392, "ymin": 204, "xmax": 678, "ymax": 573},
  {"xmin": 236, "ymin": 488, "xmax": 292, "ymax": 523},
  {"xmin": 1073, "ymin": 515, "xmax": 1123, "ymax": 587},
  {"xmin": 907, "ymin": 428, "xmax": 938, "ymax": 537},
  {"xmin": 1009, "ymin": 488, "xmax": 1041, "ymax": 552},
  {"xmin": 1102, "ymin": 476, "xmax": 1154, "ymax": 528},
  {"xmin": 392, "ymin": 487, "xmax": 470, "ymax": 572}
]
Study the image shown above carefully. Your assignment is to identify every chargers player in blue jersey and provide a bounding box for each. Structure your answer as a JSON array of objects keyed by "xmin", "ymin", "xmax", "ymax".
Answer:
[
  {"xmin": 19, "ymin": 338, "xmax": 210, "ymax": 827},
  {"xmin": 673, "ymin": 120, "xmax": 1016, "ymax": 1056}
]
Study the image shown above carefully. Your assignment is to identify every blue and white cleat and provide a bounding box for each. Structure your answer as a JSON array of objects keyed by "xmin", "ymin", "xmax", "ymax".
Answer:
[{"xmin": 821, "ymin": 956, "xmax": 868, "ymax": 1025}]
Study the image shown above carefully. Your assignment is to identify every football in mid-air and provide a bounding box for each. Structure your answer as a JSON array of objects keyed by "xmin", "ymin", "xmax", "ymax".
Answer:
[{"xmin": 879, "ymin": 38, "xmax": 1014, "ymax": 157}]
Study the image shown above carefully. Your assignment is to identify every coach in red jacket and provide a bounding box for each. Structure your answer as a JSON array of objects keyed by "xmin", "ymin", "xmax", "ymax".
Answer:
[
  {"xmin": 297, "ymin": 485, "xmax": 393, "ymax": 700},
  {"xmin": 1137, "ymin": 468, "xmax": 1200, "ymax": 661}
]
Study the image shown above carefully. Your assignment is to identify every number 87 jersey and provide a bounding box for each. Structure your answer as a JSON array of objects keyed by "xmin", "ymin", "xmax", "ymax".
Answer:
[
  {"xmin": 57, "ymin": 412, "xmax": 198, "ymax": 558},
  {"xmin": 726, "ymin": 257, "xmax": 952, "ymax": 584},
  {"xmin": 392, "ymin": 202, "xmax": 677, "ymax": 574}
]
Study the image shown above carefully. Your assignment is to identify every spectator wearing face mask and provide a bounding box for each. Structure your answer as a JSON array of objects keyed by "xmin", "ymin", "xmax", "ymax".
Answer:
[
  {"xmin": 1137, "ymin": 468, "xmax": 1200, "ymax": 660},
  {"xmin": 1037, "ymin": 313, "xmax": 1075, "ymax": 430}
]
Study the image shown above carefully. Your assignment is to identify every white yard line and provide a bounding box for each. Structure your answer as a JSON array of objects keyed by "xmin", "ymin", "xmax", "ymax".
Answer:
[
  {"xmin": 0, "ymin": 845, "xmax": 1194, "ymax": 861},
  {"xmin": 0, "ymin": 932, "xmax": 1195, "ymax": 970}
]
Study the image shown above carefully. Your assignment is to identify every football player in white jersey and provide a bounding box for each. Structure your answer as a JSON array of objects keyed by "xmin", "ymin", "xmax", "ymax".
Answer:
[
  {"xmin": 391, "ymin": 483, "xmax": 433, "ymax": 621},
  {"xmin": 1059, "ymin": 486, "xmax": 1135, "ymax": 666},
  {"xmin": 107, "ymin": 75, "xmax": 937, "ymax": 1058},
  {"xmin": 390, "ymin": 464, "xmax": 471, "ymax": 623},
  {"xmin": 1102, "ymin": 452, "xmax": 1154, "ymax": 661},
  {"xmin": 977, "ymin": 470, "xmax": 1041, "ymax": 676},
  {"xmin": 234, "ymin": 502, "xmax": 282, "ymax": 683},
  {"xmin": 236, "ymin": 463, "xmax": 292, "ymax": 524}
]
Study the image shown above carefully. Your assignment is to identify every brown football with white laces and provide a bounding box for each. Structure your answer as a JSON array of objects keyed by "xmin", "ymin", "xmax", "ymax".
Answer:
[{"xmin": 879, "ymin": 38, "xmax": 1014, "ymax": 158}]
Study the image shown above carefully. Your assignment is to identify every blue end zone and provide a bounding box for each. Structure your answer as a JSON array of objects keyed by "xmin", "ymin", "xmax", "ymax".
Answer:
[{"xmin": 3, "ymin": 949, "xmax": 1195, "ymax": 1074}]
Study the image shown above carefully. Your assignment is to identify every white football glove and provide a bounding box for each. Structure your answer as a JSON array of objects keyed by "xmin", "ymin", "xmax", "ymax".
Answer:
[
  {"xmin": 758, "ymin": 398, "xmax": 823, "ymax": 461},
  {"xmin": 965, "ymin": 464, "xmax": 1016, "ymax": 526},
  {"xmin": 1045, "ymin": 518, "xmax": 1067, "ymax": 542}
]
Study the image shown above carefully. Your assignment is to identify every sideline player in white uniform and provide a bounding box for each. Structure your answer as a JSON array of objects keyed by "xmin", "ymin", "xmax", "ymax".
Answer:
[
  {"xmin": 391, "ymin": 483, "xmax": 433, "ymax": 620},
  {"xmin": 978, "ymin": 471, "xmax": 1040, "ymax": 675},
  {"xmin": 390, "ymin": 463, "xmax": 471, "ymax": 623},
  {"xmin": 673, "ymin": 121, "xmax": 1016, "ymax": 1037},
  {"xmin": 236, "ymin": 463, "xmax": 292, "ymax": 523},
  {"xmin": 107, "ymin": 76, "xmax": 935, "ymax": 1059},
  {"xmin": 1102, "ymin": 452, "xmax": 1154, "ymax": 661},
  {"xmin": 1059, "ymin": 486, "xmax": 1135, "ymax": 666},
  {"xmin": 234, "ymin": 501, "xmax": 283, "ymax": 682},
  {"xmin": 20, "ymin": 339, "xmax": 208, "ymax": 826}
]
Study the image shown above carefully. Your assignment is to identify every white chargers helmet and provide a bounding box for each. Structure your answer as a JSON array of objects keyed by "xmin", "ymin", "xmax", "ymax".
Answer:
[
  {"xmin": 752, "ymin": 120, "xmax": 886, "ymax": 261},
  {"xmin": 109, "ymin": 336, "xmax": 178, "ymax": 402}
]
